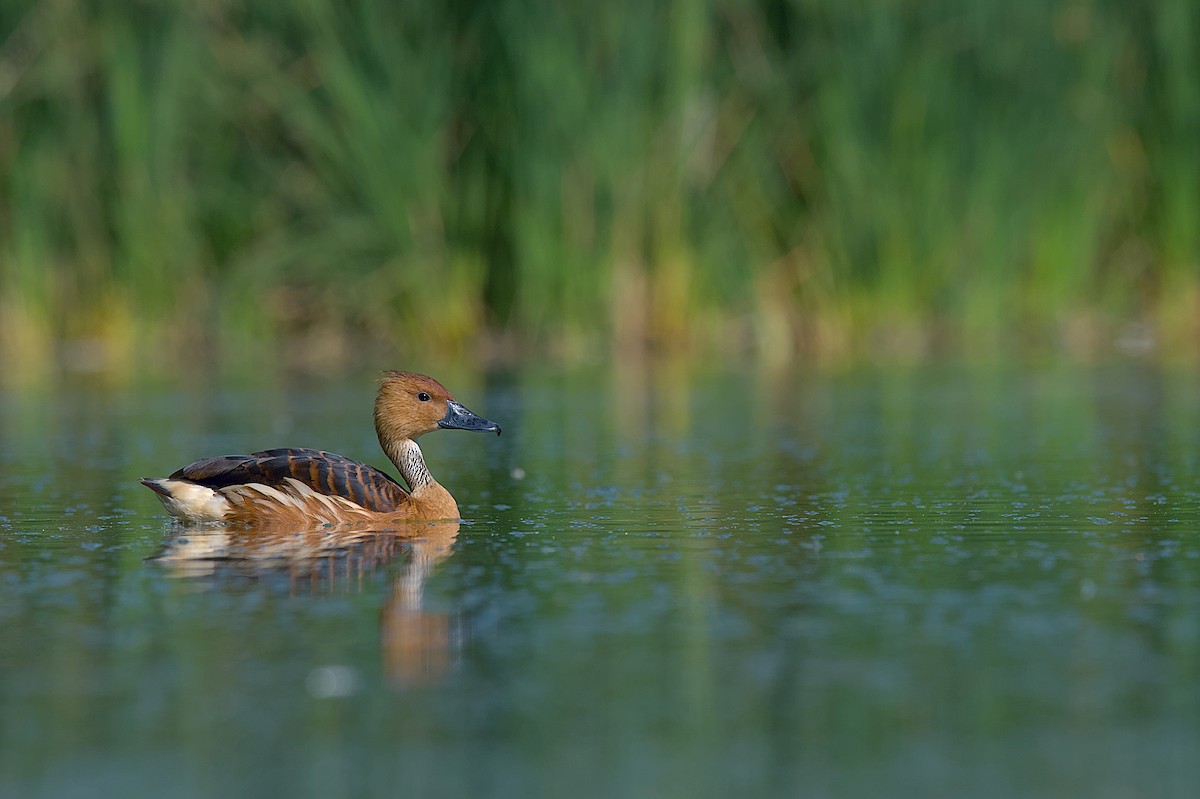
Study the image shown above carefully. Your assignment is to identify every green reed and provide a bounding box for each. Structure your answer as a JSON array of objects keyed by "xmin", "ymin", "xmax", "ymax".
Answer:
[{"xmin": 0, "ymin": 0, "xmax": 1196, "ymax": 372}]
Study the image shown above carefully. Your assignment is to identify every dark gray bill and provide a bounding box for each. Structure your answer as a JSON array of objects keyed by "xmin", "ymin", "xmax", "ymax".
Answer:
[{"xmin": 439, "ymin": 400, "xmax": 502, "ymax": 435}]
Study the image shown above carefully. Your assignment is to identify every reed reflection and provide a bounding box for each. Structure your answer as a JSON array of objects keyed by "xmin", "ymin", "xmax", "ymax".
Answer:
[{"xmin": 149, "ymin": 520, "xmax": 460, "ymax": 685}]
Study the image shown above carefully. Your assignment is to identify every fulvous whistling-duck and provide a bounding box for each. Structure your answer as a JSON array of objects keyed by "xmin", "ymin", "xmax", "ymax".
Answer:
[{"xmin": 141, "ymin": 371, "xmax": 500, "ymax": 525}]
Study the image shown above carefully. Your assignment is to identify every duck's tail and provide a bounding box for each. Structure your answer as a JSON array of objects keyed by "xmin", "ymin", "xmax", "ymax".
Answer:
[
  {"xmin": 140, "ymin": 477, "xmax": 231, "ymax": 522},
  {"xmin": 140, "ymin": 478, "xmax": 173, "ymax": 497}
]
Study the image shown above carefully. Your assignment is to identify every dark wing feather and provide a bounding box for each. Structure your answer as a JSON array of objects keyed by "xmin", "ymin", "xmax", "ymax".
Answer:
[{"xmin": 171, "ymin": 448, "xmax": 409, "ymax": 512}]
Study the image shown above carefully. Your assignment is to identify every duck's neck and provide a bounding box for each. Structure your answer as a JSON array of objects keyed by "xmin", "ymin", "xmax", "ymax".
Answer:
[
  {"xmin": 386, "ymin": 438, "xmax": 435, "ymax": 491},
  {"xmin": 379, "ymin": 432, "xmax": 460, "ymax": 519}
]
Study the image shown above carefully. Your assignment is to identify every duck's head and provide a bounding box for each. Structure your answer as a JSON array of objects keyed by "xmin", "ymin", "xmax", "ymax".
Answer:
[{"xmin": 374, "ymin": 371, "xmax": 501, "ymax": 443}]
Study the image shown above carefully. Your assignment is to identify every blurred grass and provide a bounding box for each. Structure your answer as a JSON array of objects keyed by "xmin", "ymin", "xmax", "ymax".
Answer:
[{"xmin": 0, "ymin": 0, "xmax": 1197, "ymax": 375}]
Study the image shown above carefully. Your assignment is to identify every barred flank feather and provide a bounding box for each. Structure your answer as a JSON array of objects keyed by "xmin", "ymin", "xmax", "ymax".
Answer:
[{"xmin": 173, "ymin": 448, "xmax": 409, "ymax": 513}]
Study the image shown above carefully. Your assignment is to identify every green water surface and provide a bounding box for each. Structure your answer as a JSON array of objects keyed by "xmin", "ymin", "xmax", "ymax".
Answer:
[{"xmin": 1, "ymin": 363, "xmax": 1198, "ymax": 798}]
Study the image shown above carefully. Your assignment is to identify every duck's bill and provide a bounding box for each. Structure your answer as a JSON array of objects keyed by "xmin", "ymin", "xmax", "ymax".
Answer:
[{"xmin": 439, "ymin": 400, "xmax": 502, "ymax": 435}]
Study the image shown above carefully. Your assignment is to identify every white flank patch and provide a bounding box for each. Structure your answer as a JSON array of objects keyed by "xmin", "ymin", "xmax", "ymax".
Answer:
[
  {"xmin": 223, "ymin": 483, "xmax": 301, "ymax": 513},
  {"xmin": 219, "ymin": 479, "xmax": 370, "ymax": 524},
  {"xmin": 281, "ymin": 478, "xmax": 365, "ymax": 513}
]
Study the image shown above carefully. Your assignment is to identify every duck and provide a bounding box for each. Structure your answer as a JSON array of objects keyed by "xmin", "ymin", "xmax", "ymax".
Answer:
[{"xmin": 141, "ymin": 371, "xmax": 500, "ymax": 526}]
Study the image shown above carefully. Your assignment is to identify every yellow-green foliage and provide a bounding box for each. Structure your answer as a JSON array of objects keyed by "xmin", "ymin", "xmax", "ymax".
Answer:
[{"xmin": 0, "ymin": 0, "xmax": 1197, "ymax": 369}]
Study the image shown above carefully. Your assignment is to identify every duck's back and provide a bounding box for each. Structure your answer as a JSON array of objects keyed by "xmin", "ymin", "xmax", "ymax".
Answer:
[{"xmin": 173, "ymin": 448, "xmax": 409, "ymax": 513}]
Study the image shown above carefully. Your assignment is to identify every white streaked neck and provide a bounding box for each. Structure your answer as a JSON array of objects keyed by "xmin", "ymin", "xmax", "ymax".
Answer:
[{"xmin": 390, "ymin": 438, "xmax": 434, "ymax": 491}]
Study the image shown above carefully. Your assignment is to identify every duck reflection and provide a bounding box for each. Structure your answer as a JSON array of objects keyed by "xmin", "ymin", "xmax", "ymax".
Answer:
[{"xmin": 149, "ymin": 520, "xmax": 460, "ymax": 686}]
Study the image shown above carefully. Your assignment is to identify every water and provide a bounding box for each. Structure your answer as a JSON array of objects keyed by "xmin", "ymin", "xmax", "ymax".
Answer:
[{"xmin": 2, "ymin": 363, "xmax": 1199, "ymax": 798}]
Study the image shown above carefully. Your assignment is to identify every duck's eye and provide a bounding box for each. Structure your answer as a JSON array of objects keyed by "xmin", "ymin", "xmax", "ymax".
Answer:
[{"xmin": 417, "ymin": 391, "xmax": 431, "ymax": 402}]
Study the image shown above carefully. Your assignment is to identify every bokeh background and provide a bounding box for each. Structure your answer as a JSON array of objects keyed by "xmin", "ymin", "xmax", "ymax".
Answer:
[{"xmin": 1, "ymin": 0, "xmax": 1197, "ymax": 377}]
